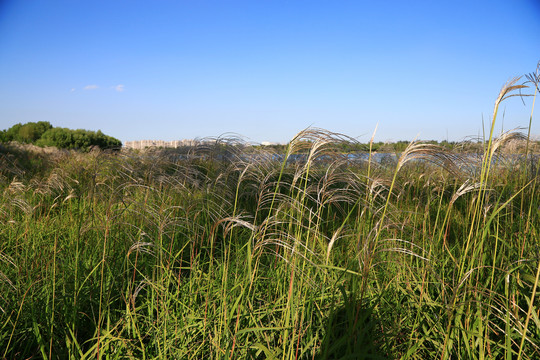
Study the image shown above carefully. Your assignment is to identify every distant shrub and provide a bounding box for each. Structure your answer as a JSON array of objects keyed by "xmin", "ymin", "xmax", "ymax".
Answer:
[
  {"xmin": 0, "ymin": 121, "xmax": 53, "ymax": 143},
  {"xmin": 0, "ymin": 122, "xmax": 121, "ymax": 150}
]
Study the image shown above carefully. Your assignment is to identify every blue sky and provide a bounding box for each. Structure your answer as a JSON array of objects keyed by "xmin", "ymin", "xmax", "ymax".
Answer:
[{"xmin": 0, "ymin": 0, "xmax": 539, "ymax": 144}]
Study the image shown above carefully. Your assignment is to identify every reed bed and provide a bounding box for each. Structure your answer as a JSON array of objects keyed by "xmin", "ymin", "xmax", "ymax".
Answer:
[{"xmin": 0, "ymin": 76, "xmax": 539, "ymax": 359}]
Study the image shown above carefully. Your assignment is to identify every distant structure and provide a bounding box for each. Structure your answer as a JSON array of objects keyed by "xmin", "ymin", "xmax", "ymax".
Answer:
[
  {"xmin": 124, "ymin": 139, "xmax": 283, "ymax": 150},
  {"xmin": 124, "ymin": 139, "xmax": 198, "ymax": 150}
]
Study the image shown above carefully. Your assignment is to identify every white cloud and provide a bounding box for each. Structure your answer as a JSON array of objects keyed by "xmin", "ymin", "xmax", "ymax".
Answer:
[
  {"xmin": 70, "ymin": 88, "xmax": 75, "ymax": 92},
  {"xmin": 113, "ymin": 84, "xmax": 125, "ymax": 92},
  {"xmin": 84, "ymin": 85, "xmax": 99, "ymax": 90}
]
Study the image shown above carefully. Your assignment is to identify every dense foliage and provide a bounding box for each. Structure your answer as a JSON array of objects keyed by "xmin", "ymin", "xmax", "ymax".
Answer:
[{"xmin": 0, "ymin": 121, "xmax": 122, "ymax": 150}]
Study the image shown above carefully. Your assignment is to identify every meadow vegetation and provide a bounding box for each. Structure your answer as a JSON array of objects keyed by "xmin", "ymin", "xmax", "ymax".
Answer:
[{"xmin": 0, "ymin": 72, "xmax": 539, "ymax": 359}]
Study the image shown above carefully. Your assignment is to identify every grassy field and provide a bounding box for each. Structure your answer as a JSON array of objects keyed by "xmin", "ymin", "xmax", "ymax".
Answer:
[{"xmin": 1, "ymin": 79, "xmax": 540, "ymax": 359}]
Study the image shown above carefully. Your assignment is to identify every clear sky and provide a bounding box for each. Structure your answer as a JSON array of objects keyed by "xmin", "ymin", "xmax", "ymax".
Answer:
[{"xmin": 1, "ymin": 0, "xmax": 539, "ymax": 144}]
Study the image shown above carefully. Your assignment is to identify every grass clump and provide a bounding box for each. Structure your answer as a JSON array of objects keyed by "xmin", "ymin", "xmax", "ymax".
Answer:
[{"xmin": 0, "ymin": 70, "xmax": 540, "ymax": 359}]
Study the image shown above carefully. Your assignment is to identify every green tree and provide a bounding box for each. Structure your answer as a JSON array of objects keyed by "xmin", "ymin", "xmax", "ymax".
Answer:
[
  {"xmin": 1, "ymin": 121, "xmax": 121, "ymax": 150},
  {"xmin": 0, "ymin": 121, "xmax": 53, "ymax": 143},
  {"xmin": 3, "ymin": 123, "xmax": 22, "ymax": 142},
  {"xmin": 36, "ymin": 127, "xmax": 121, "ymax": 150}
]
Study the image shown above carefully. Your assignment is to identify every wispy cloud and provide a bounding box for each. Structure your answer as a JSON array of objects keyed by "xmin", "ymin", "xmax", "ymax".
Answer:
[
  {"xmin": 79, "ymin": 84, "xmax": 124, "ymax": 92},
  {"xmin": 70, "ymin": 88, "xmax": 75, "ymax": 92}
]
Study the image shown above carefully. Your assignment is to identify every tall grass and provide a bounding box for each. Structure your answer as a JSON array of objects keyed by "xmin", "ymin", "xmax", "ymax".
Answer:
[{"xmin": 0, "ymin": 71, "xmax": 539, "ymax": 359}]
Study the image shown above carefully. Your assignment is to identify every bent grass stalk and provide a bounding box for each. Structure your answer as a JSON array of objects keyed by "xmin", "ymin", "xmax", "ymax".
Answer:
[
  {"xmin": 440, "ymin": 78, "xmax": 528, "ymax": 360},
  {"xmin": 517, "ymin": 63, "xmax": 539, "ymax": 360}
]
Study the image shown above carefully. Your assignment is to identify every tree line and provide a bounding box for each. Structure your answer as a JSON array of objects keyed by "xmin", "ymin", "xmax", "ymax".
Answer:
[
  {"xmin": 0, "ymin": 121, "xmax": 122, "ymax": 150},
  {"xmin": 258, "ymin": 139, "xmax": 459, "ymax": 153}
]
